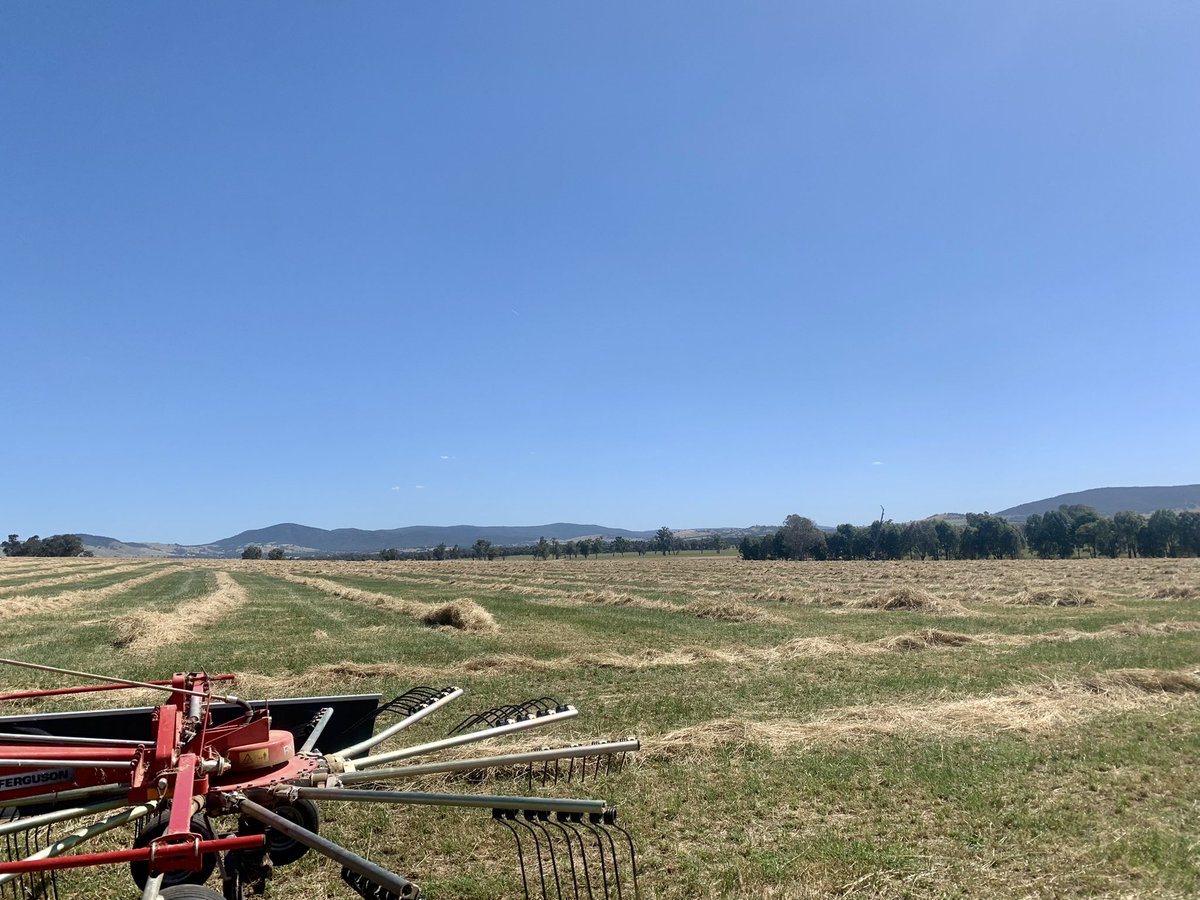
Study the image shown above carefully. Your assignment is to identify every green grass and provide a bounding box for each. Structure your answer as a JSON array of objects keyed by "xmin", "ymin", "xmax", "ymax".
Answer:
[{"xmin": 0, "ymin": 556, "xmax": 1198, "ymax": 898}]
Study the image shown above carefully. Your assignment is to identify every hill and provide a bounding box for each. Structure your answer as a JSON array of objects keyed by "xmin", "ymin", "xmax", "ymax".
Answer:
[{"xmin": 997, "ymin": 484, "xmax": 1200, "ymax": 522}]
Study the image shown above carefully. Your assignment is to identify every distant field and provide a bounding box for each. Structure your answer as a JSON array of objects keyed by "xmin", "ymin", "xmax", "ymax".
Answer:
[{"xmin": 1, "ymin": 555, "xmax": 1198, "ymax": 899}]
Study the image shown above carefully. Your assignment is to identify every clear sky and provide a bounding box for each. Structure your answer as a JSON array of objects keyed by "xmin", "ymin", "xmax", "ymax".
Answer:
[{"xmin": 2, "ymin": 2, "xmax": 1197, "ymax": 545}]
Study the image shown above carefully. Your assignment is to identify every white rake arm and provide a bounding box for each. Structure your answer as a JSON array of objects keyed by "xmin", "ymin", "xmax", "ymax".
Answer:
[
  {"xmin": 352, "ymin": 706, "xmax": 579, "ymax": 769},
  {"xmin": 336, "ymin": 738, "xmax": 640, "ymax": 784},
  {"xmin": 333, "ymin": 687, "xmax": 464, "ymax": 759}
]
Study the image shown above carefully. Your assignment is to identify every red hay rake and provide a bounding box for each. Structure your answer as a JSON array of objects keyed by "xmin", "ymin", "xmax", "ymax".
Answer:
[{"xmin": 0, "ymin": 658, "xmax": 639, "ymax": 900}]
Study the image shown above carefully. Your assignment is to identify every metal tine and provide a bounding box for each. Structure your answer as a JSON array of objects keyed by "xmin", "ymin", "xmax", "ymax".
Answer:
[
  {"xmin": 607, "ymin": 815, "xmax": 640, "ymax": 900},
  {"xmin": 546, "ymin": 815, "xmax": 583, "ymax": 900},
  {"xmin": 494, "ymin": 811, "xmax": 532, "ymax": 900},
  {"xmin": 560, "ymin": 814, "xmax": 596, "ymax": 900},
  {"xmin": 514, "ymin": 815, "xmax": 550, "ymax": 900},
  {"xmin": 527, "ymin": 812, "xmax": 564, "ymax": 900},
  {"xmin": 582, "ymin": 815, "xmax": 613, "ymax": 899},
  {"xmin": 592, "ymin": 813, "xmax": 629, "ymax": 900}
]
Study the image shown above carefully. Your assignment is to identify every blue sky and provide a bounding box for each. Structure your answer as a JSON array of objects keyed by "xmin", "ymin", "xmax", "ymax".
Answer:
[{"xmin": 2, "ymin": 2, "xmax": 1197, "ymax": 544}]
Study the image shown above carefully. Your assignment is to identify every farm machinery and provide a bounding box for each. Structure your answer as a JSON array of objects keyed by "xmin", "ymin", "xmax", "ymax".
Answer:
[{"xmin": 0, "ymin": 658, "xmax": 639, "ymax": 900}]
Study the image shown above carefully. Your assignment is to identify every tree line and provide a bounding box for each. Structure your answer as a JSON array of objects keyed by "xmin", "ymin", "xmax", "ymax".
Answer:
[
  {"xmin": 738, "ymin": 507, "xmax": 1200, "ymax": 561},
  {"xmin": 2, "ymin": 534, "xmax": 90, "ymax": 557}
]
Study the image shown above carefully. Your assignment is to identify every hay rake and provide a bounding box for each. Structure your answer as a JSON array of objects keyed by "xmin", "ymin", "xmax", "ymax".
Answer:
[{"xmin": 0, "ymin": 658, "xmax": 640, "ymax": 900}]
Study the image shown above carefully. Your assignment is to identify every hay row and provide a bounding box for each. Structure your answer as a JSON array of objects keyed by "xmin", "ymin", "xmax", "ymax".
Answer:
[
  {"xmin": 0, "ymin": 567, "xmax": 181, "ymax": 620},
  {"xmin": 233, "ymin": 621, "xmax": 1200, "ymax": 696},
  {"xmin": 0, "ymin": 563, "xmax": 156, "ymax": 595},
  {"xmin": 530, "ymin": 589, "xmax": 778, "ymax": 623},
  {"xmin": 274, "ymin": 574, "xmax": 498, "ymax": 634},
  {"xmin": 643, "ymin": 667, "xmax": 1200, "ymax": 759},
  {"xmin": 111, "ymin": 571, "xmax": 250, "ymax": 652}
]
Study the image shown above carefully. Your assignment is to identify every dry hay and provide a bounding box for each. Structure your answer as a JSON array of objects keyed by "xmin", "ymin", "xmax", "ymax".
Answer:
[
  {"xmin": 643, "ymin": 667, "xmax": 1200, "ymax": 760},
  {"xmin": 420, "ymin": 598, "xmax": 500, "ymax": 634},
  {"xmin": 869, "ymin": 629, "xmax": 979, "ymax": 652},
  {"xmin": 688, "ymin": 598, "xmax": 774, "ymax": 623},
  {"xmin": 0, "ymin": 567, "xmax": 181, "ymax": 621},
  {"xmin": 0, "ymin": 563, "xmax": 148, "ymax": 595},
  {"xmin": 236, "ymin": 661, "xmax": 432, "ymax": 696},
  {"xmin": 111, "ymin": 571, "xmax": 250, "ymax": 652},
  {"xmin": 848, "ymin": 586, "xmax": 967, "ymax": 614},
  {"xmin": 1147, "ymin": 583, "xmax": 1199, "ymax": 600},
  {"xmin": 1005, "ymin": 587, "xmax": 1098, "ymax": 607},
  {"xmin": 537, "ymin": 589, "xmax": 781, "ymax": 624},
  {"xmin": 277, "ymin": 574, "xmax": 498, "ymax": 633}
]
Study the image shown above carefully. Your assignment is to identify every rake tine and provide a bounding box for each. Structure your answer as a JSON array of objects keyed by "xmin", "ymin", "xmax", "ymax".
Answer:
[
  {"xmin": 553, "ymin": 757, "xmax": 561, "ymax": 786},
  {"xmin": 560, "ymin": 815, "xmax": 595, "ymax": 900},
  {"xmin": 590, "ymin": 814, "xmax": 624, "ymax": 899},
  {"xmin": 515, "ymin": 814, "xmax": 549, "ymax": 900},
  {"xmin": 567, "ymin": 753, "xmax": 576, "ymax": 784},
  {"xmin": 494, "ymin": 811, "xmax": 532, "ymax": 900},
  {"xmin": 608, "ymin": 815, "xmax": 640, "ymax": 900},
  {"xmin": 582, "ymin": 817, "xmax": 612, "ymax": 899},
  {"xmin": 547, "ymin": 816, "xmax": 582, "ymax": 900},
  {"xmin": 530, "ymin": 812, "xmax": 564, "ymax": 900}
]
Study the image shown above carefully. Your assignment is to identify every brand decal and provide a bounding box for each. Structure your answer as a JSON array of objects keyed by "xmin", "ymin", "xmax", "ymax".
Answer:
[{"xmin": 0, "ymin": 768, "xmax": 75, "ymax": 794}]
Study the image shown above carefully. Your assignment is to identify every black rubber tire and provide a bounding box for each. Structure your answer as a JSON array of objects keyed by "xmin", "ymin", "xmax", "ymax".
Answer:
[
  {"xmin": 129, "ymin": 810, "xmax": 217, "ymax": 890},
  {"xmin": 160, "ymin": 886, "xmax": 226, "ymax": 900},
  {"xmin": 259, "ymin": 798, "xmax": 320, "ymax": 865}
]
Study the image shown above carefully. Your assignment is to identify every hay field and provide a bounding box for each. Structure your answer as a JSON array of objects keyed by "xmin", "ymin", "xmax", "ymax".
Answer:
[{"xmin": 1, "ymin": 555, "xmax": 1198, "ymax": 898}]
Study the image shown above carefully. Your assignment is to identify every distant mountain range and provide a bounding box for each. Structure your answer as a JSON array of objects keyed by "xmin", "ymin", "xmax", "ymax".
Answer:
[
  {"xmin": 80, "ymin": 523, "xmax": 696, "ymax": 558},
  {"xmin": 995, "ymin": 484, "xmax": 1200, "ymax": 523},
  {"xmin": 70, "ymin": 484, "xmax": 1198, "ymax": 557}
]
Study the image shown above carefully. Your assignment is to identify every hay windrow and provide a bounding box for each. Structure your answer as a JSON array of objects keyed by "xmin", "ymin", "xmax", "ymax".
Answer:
[
  {"xmin": 421, "ymin": 598, "xmax": 499, "ymax": 634},
  {"xmin": 0, "ymin": 567, "xmax": 180, "ymax": 620},
  {"xmin": 643, "ymin": 667, "xmax": 1200, "ymax": 759},
  {"xmin": 848, "ymin": 587, "xmax": 967, "ymax": 614},
  {"xmin": 1006, "ymin": 587, "xmax": 1098, "ymax": 607},
  {"xmin": 1147, "ymin": 584, "xmax": 1198, "ymax": 600},
  {"xmin": 0, "ymin": 563, "xmax": 149, "ymax": 596},
  {"xmin": 277, "ymin": 574, "xmax": 499, "ymax": 633},
  {"xmin": 111, "ymin": 571, "xmax": 250, "ymax": 651}
]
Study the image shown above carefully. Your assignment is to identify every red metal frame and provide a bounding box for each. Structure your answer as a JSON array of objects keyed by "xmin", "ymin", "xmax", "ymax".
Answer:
[{"xmin": 0, "ymin": 669, "xmax": 295, "ymax": 879}]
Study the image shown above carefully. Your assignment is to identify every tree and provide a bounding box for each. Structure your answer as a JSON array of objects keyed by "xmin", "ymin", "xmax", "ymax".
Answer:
[
  {"xmin": 2, "ymin": 534, "xmax": 84, "ymax": 557},
  {"xmin": 535, "ymin": 537, "xmax": 550, "ymax": 560},
  {"xmin": 577, "ymin": 539, "xmax": 590, "ymax": 559},
  {"xmin": 379, "ymin": 548, "xmax": 401, "ymax": 561},
  {"xmin": 472, "ymin": 539, "xmax": 493, "ymax": 560},
  {"xmin": 432, "ymin": 542, "xmax": 447, "ymax": 561},
  {"xmin": 1146, "ymin": 509, "xmax": 1180, "ymax": 557},
  {"xmin": 654, "ymin": 527, "xmax": 674, "ymax": 556},
  {"xmin": 241, "ymin": 545, "xmax": 263, "ymax": 560},
  {"xmin": 710, "ymin": 533, "xmax": 723, "ymax": 554},
  {"xmin": 934, "ymin": 520, "xmax": 959, "ymax": 560},
  {"xmin": 780, "ymin": 515, "xmax": 826, "ymax": 560},
  {"xmin": 612, "ymin": 536, "xmax": 630, "ymax": 556},
  {"xmin": 1112, "ymin": 511, "xmax": 1145, "ymax": 558},
  {"xmin": 267, "ymin": 547, "xmax": 285, "ymax": 560}
]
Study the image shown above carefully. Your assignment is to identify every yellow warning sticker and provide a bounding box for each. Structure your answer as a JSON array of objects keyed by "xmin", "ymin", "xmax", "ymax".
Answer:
[{"xmin": 237, "ymin": 748, "xmax": 270, "ymax": 768}]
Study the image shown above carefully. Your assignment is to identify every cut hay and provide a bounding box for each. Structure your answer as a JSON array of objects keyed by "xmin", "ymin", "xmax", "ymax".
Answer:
[
  {"xmin": 277, "ymin": 574, "xmax": 499, "ymax": 634},
  {"xmin": 688, "ymin": 598, "xmax": 774, "ymax": 623},
  {"xmin": 1147, "ymin": 584, "xmax": 1198, "ymax": 600},
  {"xmin": 848, "ymin": 587, "xmax": 966, "ymax": 614},
  {"xmin": 0, "ymin": 563, "xmax": 148, "ymax": 596},
  {"xmin": 1, "ymin": 567, "xmax": 180, "ymax": 622},
  {"xmin": 1006, "ymin": 587, "xmax": 1098, "ymax": 607},
  {"xmin": 643, "ymin": 667, "xmax": 1200, "ymax": 760},
  {"xmin": 421, "ymin": 598, "xmax": 499, "ymax": 634},
  {"xmin": 111, "ymin": 571, "xmax": 250, "ymax": 652},
  {"xmin": 869, "ymin": 629, "xmax": 979, "ymax": 652}
]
